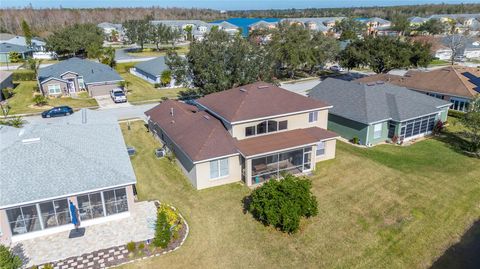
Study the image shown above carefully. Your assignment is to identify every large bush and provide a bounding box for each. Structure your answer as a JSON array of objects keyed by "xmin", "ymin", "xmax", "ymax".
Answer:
[
  {"xmin": 12, "ymin": 70, "xmax": 36, "ymax": 81},
  {"xmin": 247, "ymin": 174, "xmax": 318, "ymax": 233},
  {"xmin": 0, "ymin": 245, "xmax": 22, "ymax": 269}
]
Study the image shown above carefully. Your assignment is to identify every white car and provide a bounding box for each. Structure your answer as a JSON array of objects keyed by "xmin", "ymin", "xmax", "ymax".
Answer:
[
  {"xmin": 329, "ymin": 65, "xmax": 344, "ymax": 72},
  {"xmin": 110, "ymin": 88, "xmax": 127, "ymax": 103}
]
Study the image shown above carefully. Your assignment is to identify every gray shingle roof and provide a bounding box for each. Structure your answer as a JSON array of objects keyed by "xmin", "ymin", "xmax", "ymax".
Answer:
[
  {"xmin": 38, "ymin": 57, "xmax": 123, "ymax": 84},
  {"xmin": 0, "ymin": 42, "xmax": 32, "ymax": 54},
  {"xmin": 134, "ymin": 56, "xmax": 169, "ymax": 77},
  {"xmin": 308, "ymin": 78, "xmax": 451, "ymax": 124},
  {"xmin": 0, "ymin": 109, "xmax": 136, "ymax": 208}
]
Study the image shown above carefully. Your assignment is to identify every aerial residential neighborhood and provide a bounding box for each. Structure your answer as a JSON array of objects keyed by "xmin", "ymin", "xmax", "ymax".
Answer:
[{"xmin": 0, "ymin": 1, "xmax": 480, "ymax": 269}]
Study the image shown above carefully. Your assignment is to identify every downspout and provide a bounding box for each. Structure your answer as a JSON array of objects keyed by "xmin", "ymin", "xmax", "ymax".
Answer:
[{"xmin": 365, "ymin": 124, "xmax": 370, "ymax": 147}]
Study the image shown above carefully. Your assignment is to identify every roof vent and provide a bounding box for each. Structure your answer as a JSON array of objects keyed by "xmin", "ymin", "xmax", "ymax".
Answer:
[
  {"xmin": 366, "ymin": 82, "xmax": 376, "ymax": 86},
  {"xmin": 258, "ymin": 85, "xmax": 269, "ymax": 89},
  {"xmin": 170, "ymin": 107, "xmax": 174, "ymax": 117},
  {"xmin": 240, "ymin": 88, "xmax": 247, "ymax": 92},
  {"xmin": 376, "ymin": 81, "xmax": 385, "ymax": 85},
  {"xmin": 203, "ymin": 115, "xmax": 211, "ymax": 120},
  {"xmin": 22, "ymin": 137, "xmax": 40, "ymax": 144}
]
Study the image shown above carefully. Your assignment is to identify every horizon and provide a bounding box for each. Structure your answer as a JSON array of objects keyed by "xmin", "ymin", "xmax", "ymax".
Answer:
[{"xmin": 3, "ymin": 0, "xmax": 480, "ymax": 11}]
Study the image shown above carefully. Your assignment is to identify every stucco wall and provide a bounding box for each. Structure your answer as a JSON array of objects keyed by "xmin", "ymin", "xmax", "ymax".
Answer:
[
  {"xmin": 194, "ymin": 155, "xmax": 242, "ymax": 190},
  {"xmin": 366, "ymin": 120, "xmax": 390, "ymax": 145},
  {"xmin": 328, "ymin": 114, "xmax": 369, "ymax": 144},
  {"xmin": 0, "ymin": 72, "xmax": 13, "ymax": 101},
  {"xmin": 314, "ymin": 139, "xmax": 337, "ymax": 162},
  {"xmin": 0, "ymin": 209, "xmax": 12, "ymax": 245},
  {"xmin": 41, "ymin": 79, "xmax": 68, "ymax": 96},
  {"xmin": 231, "ymin": 109, "xmax": 329, "ymax": 140}
]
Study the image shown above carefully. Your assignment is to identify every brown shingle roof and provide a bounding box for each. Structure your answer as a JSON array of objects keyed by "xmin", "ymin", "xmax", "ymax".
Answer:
[
  {"xmin": 196, "ymin": 81, "xmax": 331, "ymax": 123},
  {"xmin": 145, "ymin": 100, "xmax": 238, "ymax": 162},
  {"xmin": 355, "ymin": 66, "xmax": 480, "ymax": 99},
  {"xmin": 235, "ymin": 127, "xmax": 338, "ymax": 157}
]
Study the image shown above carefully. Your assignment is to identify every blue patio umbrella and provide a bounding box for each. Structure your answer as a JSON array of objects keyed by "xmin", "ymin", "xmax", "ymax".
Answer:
[{"xmin": 69, "ymin": 201, "xmax": 79, "ymax": 227}]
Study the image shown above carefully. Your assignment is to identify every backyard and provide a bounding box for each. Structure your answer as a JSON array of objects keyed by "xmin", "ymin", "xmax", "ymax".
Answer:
[
  {"xmin": 4, "ymin": 81, "xmax": 98, "ymax": 115},
  {"xmin": 120, "ymin": 121, "xmax": 480, "ymax": 269},
  {"xmin": 115, "ymin": 63, "xmax": 185, "ymax": 103},
  {"xmin": 126, "ymin": 45, "xmax": 189, "ymax": 57}
]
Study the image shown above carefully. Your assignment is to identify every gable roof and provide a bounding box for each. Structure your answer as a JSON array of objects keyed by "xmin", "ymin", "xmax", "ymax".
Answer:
[
  {"xmin": 0, "ymin": 109, "xmax": 136, "ymax": 208},
  {"xmin": 210, "ymin": 21, "xmax": 240, "ymax": 30},
  {"xmin": 145, "ymin": 100, "xmax": 238, "ymax": 162},
  {"xmin": 134, "ymin": 56, "xmax": 169, "ymax": 77},
  {"xmin": 355, "ymin": 66, "xmax": 480, "ymax": 99},
  {"xmin": 38, "ymin": 57, "xmax": 123, "ymax": 84},
  {"xmin": 309, "ymin": 78, "xmax": 450, "ymax": 125},
  {"xmin": 196, "ymin": 82, "xmax": 331, "ymax": 123},
  {"xmin": 0, "ymin": 42, "xmax": 32, "ymax": 54}
]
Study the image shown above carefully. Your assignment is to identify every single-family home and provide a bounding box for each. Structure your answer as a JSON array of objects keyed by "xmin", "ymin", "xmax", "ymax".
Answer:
[
  {"xmin": 0, "ymin": 71, "xmax": 13, "ymax": 101},
  {"xmin": 0, "ymin": 109, "xmax": 137, "ymax": 245},
  {"xmin": 38, "ymin": 57, "xmax": 124, "ymax": 97},
  {"xmin": 0, "ymin": 42, "xmax": 33, "ymax": 62},
  {"xmin": 280, "ymin": 17, "xmax": 344, "ymax": 35},
  {"xmin": 150, "ymin": 20, "xmax": 211, "ymax": 41},
  {"xmin": 0, "ymin": 33, "xmax": 55, "ymax": 60},
  {"xmin": 97, "ymin": 22, "xmax": 125, "ymax": 42},
  {"xmin": 209, "ymin": 21, "xmax": 241, "ymax": 36},
  {"xmin": 248, "ymin": 20, "xmax": 278, "ymax": 32},
  {"xmin": 146, "ymin": 82, "xmax": 338, "ymax": 189},
  {"xmin": 356, "ymin": 66, "xmax": 480, "ymax": 112},
  {"xmin": 130, "ymin": 56, "xmax": 182, "ymax": 88},
  {"xmin": 309, "ymin": 78, "xmax": 450, "ymax": 146},
  {"xmin": 408, "ymin": 17, "xmax": 428, "ymax": 27}
]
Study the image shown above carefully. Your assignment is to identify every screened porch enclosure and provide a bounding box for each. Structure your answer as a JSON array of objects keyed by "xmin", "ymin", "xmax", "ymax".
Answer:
[{"xmin": 251, "ymin": 147, "xmax": 312, "ymax": 184}]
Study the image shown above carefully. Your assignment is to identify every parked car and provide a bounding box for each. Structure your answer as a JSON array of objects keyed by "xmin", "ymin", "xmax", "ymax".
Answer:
[
  {"xmin": 329, "ymin": 65, "xmax": 344, "ymax": 72},
  {"xmin": 111, "ymin": 88, "xmax": 127, "ymax": 103},
  {"xmin": 41, "ymin": 106, "xmax": 74, "ymax": 118}
]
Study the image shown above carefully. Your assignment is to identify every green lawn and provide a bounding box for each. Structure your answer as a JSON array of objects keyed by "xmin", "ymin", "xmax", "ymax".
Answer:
[
  {"xmin": 115, "ymin": 64, "xmax": 185, "ymax": 103},
  {"xmin": 127, "ymin": 45, "xmax": 189, "ymax": 57},
  {"xmin": 120, "ymin": 121, "xmax": 480, "ymax": 269},
  {"xmin": 5, "ymin": 81, "xmax": 98, "ymax": 115},
  {"xmin": 429, "ymin": 59, "xmax": 450, "ymax": 66}
]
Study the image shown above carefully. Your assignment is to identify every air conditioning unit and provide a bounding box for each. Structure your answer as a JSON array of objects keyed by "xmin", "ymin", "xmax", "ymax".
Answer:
[
  {"xmin": 127, "ymin": 146, "xmax": 136, "ymax": 156},
  {"xmin": 155, "ymin": 148, "xmax": 166, "ymax": 158}
]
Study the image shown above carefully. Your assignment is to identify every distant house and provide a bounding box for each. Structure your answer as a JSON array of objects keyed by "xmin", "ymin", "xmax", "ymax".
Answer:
[
  {"xmin": 0, "ymin": 42, "xmax": 33, "ymax": 62},
  {"xmin": 38, "ymin": 57, "xmax": 124, "ymax": 97},
  {"xmin": 150, "ymin": 20, "xmax": 211, "ymax": 41},
  {"xmin": 0, "ymin": 33, "xmax": 55, "ymax": 60},
  {"xmin": 0, "ymin": 71, "xmax": 13, "ymax": 101},
  {"xmin": 248, "ymin": 20, "xmax": 278, "ymax": 32},
  {"xmin": 309, "ymin": 78, "xmax": 450, "ymax": 145},
  {"xmin": 97, "ymin": 22, "xmax": 125, "ymax": 42},
  {"xmin": 408, "ymin": 17, "xmax": 428, "ymax": 27},
  {"xmin": 209, "ymin": 21, "xmax": 241, "ymax": 36},
  {"xmin": 0, "ymin": 109, "xmax": 137, "ymax": 245},
  {"xmin": 130, "ymin": 56, "xmax": 183, "ymax": 88},
  {"xmin": 280, "ymin": 17, "xmax": 344, "ymax": 35},
  {"xmin": 146, "ymin": 82, "xmax": 338, "ymax": 189},
  {"xmin": 355, "ymin": 66, "xmax": 480, "ymax": 112}
]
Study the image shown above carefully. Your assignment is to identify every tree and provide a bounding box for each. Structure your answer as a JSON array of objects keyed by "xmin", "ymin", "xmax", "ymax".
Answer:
[
  {"xmin": 444, "ymin": 34, "xmax": 466, "ymax": 65},
  {"xmin": 246, "ymin": 174, "xmax": 318, "ymax": 233},
  {"xmin": 0, "ymin": 244, "xmax": 22, "ymax": 269},
  {"xmin": 24, "ymin": 57, "xmax": 42, "ymax": 77},
  {"xmin": 391, "ymin": 15, "xmax": 411, "ymax": 36},
  {"xmin": 46, "ymin": 24, "xmax": 104, "ymax": 56},
  {"xmin": 21, "ymin": 19, "xmax": 32, "ymax": 47},
  {"xmin": 184, "ymin": 25, "xmax": 193, "ymax": 42},
  {"xmin": 110, "ymin": 29, "xmax": 119, "ymax": 42},
  {"xmin": 99, "ymin": 46, "xmax": 116, "ymax": 67},
  {"xmin": 165, "ymin": 27, "xmax": 182, "ymax": 48},
  {"xmin": 333, "ymin": 18, "xmax": 366, "ymax": 41},
  {"xmin": 8, "ymin": 51, "xmax": 21, "ymax": 63},
  {"xmin": 339, "ymin": 36, "xmax": 432, "ymax": 73},
  {"xmin": 160, "ymin": 70, "xmax": 172, "ymax": 86},
  {"xmin": 153, "ymin": 210, "xmax": 171, "ymax": 248},
  {"xmin": 150, "ymin": 23, "xmax": 169, "ymax": 50},
  {"xmin": 124, "ymin": 18, "xmax": 151, "ymax": 50},
  {"xmin": 165, "ymin": 49, "xmax": 189, "ymax": 86},
  {"xmin": 418, "ymin": 19, "xmax": 444, "ymax": 35},
  {"xmin": 461, "ymin": 95, "xmax": 480, "ymax": 153}
]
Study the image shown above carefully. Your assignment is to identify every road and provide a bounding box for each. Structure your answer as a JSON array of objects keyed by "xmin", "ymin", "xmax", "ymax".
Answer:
[{"xmin": 23, "ymin": 103, "xmax": 157, "ymax": 125}]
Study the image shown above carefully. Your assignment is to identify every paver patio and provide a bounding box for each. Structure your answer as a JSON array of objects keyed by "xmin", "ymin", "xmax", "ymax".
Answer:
[{"xmin": 13, "ymin": 201, "xmax": 156, "ymax": 267}]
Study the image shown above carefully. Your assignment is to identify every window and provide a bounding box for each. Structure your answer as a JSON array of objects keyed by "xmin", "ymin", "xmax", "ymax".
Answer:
[
  {"xmin": 103, "ymin": 188, "xmax": 128, "ymax": 216},
  {"xmin": 210, "ymin": 158, "xmax": 229, "ymax": 179},
  {"xmin": 245, "ymin": 126, "xmax": 255, "ymax": 137},
  {"xmin": 316, "ymin": 141, "xmax": 325, "ymax": 156},
  {"xmin": 399, "ymin": 115, "xmax": 437, "ymax": 139},
  {"xmin": 308, "ymin": 111, "xmax": 318, "ymax": 123},
  {"xmin": 256, "ymin": 121, "xmax": 267, "ymax": 134},
  {"xmin": 6, "ymin": 205, "xmax": 41, "ymax": 235},
  {"xmin": 77, "ymin": 192, "xmax": 104, "ymax": 221},
  {"xmin": 39, "ymin": 199, "xmax": 71, "ymax": 229},
  {"xmin": 47, "ymin": 84, "xmax": 61, "ymax": 94},
  {"xmin": 373, "ymin": 123, "xmax": 383, "ymax": 139},
  {"xmin": 267, "ymin": 120, "xmax": 278, "ymax": 132},
  {"xmin": 278, "ymin": 120, "xmax": 288, "ymax": 130}
]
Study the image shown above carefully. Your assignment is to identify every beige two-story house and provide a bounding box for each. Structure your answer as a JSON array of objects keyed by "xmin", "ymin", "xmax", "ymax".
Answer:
[{"xmin": 145, "ymin": 82, "xmax": 338, "ymax": 189}]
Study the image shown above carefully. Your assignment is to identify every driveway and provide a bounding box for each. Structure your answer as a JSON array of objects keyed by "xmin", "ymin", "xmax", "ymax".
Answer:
[
  {"xmin": 280, "ymin": 79, "xmax": 321, "ymax": 96},
  {"xmin": 94, "ymin": 95, "xmax": 132, "ymax": 109}
]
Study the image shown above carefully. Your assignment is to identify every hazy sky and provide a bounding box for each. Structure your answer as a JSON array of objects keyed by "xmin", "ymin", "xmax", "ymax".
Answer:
[{"xmin": 3, "ymin": 0, "xmax": 480, "ymax": 10}]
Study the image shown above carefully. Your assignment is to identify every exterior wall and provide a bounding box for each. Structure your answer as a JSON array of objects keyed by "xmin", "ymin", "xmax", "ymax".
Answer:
[
  {"xmin": 328, "ymin": 114, "xmax": 369, "ymax": 144},
  {"xmin": 314, "ymin": 139, "xmax": 337, "ymax": 162},
  {"xmin": 440, "ymin": 107, "xmax": 449, "ymax": 122},
  {"xmin": 130, "ymin": 68, "xmax": 160, "ymax": 84},
  {"xmin": 61, "ymin": 73, "xmax": 80, "ymax": 93},
  {"xmin": 0, "ymin": 209, "xmax": 12, "ymax": 245},
  {"xmin": 366, "ymin": 120, "xmax": 390, "ymax": 145},
  {"xmin": 87, "ymin": 82, "xmax": 119, "ymax": 97},
  {"xmin": 41, "ymin": 79, "xmax": 68, "ymax": 97},
  {"xmin": 194, "ymin": 155, "xmax": 242, "ymax": 190},
  {"xmin": 0, "ymin": 73, "xmax": 14, "ymax": 101},
  {"xmin": 231, "ymin": 109, "xmax": 329, "ymax": 140}
]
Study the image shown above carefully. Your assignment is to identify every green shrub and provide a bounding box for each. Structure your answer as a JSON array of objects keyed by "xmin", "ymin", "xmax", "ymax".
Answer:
[
  {"xmin": 352, "ymin": 136, "xmax": 359, "ymax": 144},
  {"xmin": 246, "ymin": 174, "xmax": 318, "ymax": 233},
  {"xmin": 154, "ymin": 83, "xmax": 162, "ymax": 88},
  {"xmin": 33, "ymin": 95, "xmax": 48, "ymax": 106},
  {"xmin": 138, "ymin": 242, "xmax": 145, "ymax": 251},
  {"xmin": 2, "ymin": 87, "xmax": 14, "ymax": 99},
  {"xmin": 0, "ymin": 244, "xmax": 22, "ymax": 269},
  {"xmin": 12, "ymin": 70, "xmax": 36, "ymax": 81},
  {"xmin": 126, "ymin": 241, "xmax": 136, "ymax": 253},
  {"xmin": 153, "ymin": 210, "xmax": 171, "ymax": 248},
  {"xmin": 0, "ymin": 116, "xmax": 25, "ymax": 128},
  {"xmin": 43, "ymin": 264, "xmax": 54, "ymax": 269},
  {"xmin": 448, "ymin": 109, "xmax": 465, "ymax": 119}
]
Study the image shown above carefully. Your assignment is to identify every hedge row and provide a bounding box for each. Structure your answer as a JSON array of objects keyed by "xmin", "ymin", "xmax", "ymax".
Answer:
[
  {"xmin": 448, "ymin": 109, "xmax": 465, "ymax": 119},
  {"xmin": 12, "ymin": 70, "xmax": 36, "ymax": 81}
]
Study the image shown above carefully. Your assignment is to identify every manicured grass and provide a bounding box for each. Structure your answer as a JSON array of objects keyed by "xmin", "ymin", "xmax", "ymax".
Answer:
[
  {"xmin": 127, "ymin": 46, "xmax": 189, "ymax": 57},
  {"xmin": 429, "ymin": 59, "xmax": 450, "ymax": 66},
  {"xmin": 115, "ymin": 64, "xmax": 184, "ymax": 103},
  {"xmin": 120, "ymin": 121, "xmax": 480, "ymax": 269},
  {"xmin": 5, "ymin": 81, "xmax": 98, "ymax": 115}
]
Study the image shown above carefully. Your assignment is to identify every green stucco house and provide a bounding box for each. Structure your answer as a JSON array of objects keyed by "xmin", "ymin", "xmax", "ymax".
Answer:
[{"xmin": 308, "ymin": 78, "xmax": 451, "ymax": 146}]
